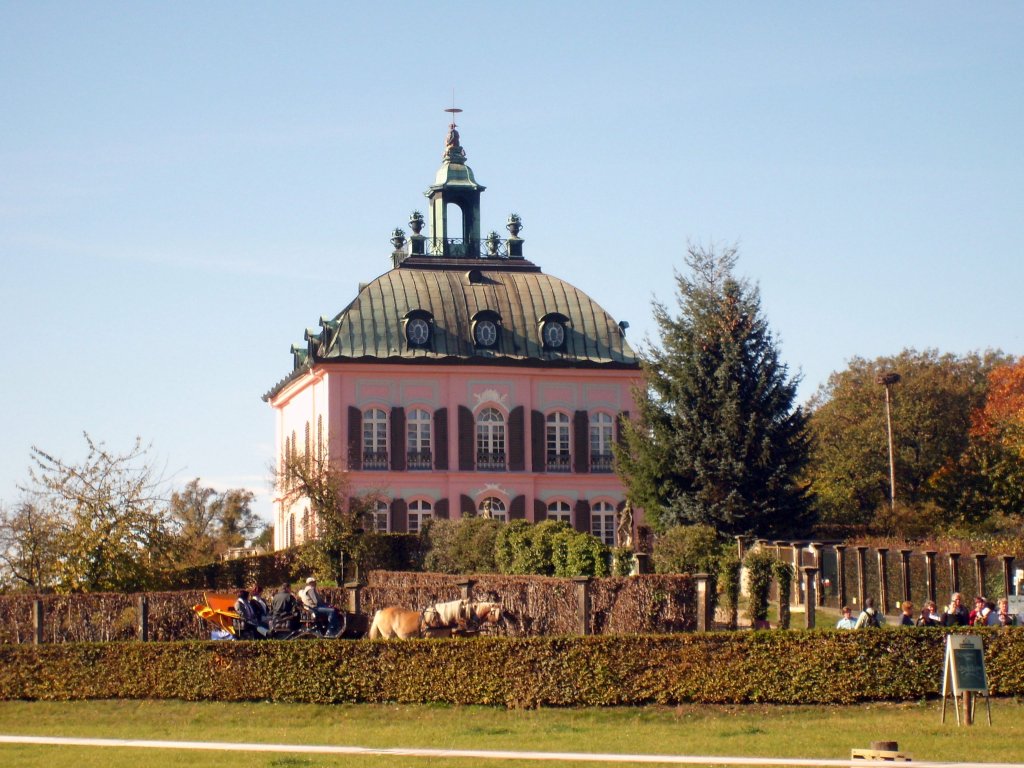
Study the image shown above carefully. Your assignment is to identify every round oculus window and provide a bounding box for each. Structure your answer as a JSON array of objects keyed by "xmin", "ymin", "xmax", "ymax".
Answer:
[
  {"xmin": 542, "ymin": 320, "xmax": 565, "ymax": 348},
  {"xmin": 406, "ymin": 318, "xmax": 430, "ymax": 346},
  {"xmin": 474, "ymin": 319, "xmax": 498, "ymax": 347}
]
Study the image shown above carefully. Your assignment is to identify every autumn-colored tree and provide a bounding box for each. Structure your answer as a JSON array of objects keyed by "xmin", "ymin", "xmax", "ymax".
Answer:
[
  {"xmin": 169, "ymin": 479, "xmax": 263, "ymax": 566},
  {"xmin": 932, "ymin": 357, "xmax": 1024, "ymax": 527},
  {"xmin": 0, "ymin": 499, "xmax": 61, "ymax": 591},
  {"xmin": 806, "ymin": 349, "xmax": 1009, "ymax": 535}
]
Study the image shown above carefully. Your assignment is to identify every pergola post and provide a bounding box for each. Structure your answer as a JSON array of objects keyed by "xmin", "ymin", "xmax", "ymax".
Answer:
[
  {"xmin": 835, "ymin": 545, "xmax": 848, "ymax": 608},
  {"xmin": 923, "ymin": 551, "xmax": 938, "ymax": 604},
  {"xmin": 855, "ymin": 546, "xmax": 869, "ymax": 608},
  {"xmin": 898, "ymin": 549, "xmax": 913, "ymax": 604}
]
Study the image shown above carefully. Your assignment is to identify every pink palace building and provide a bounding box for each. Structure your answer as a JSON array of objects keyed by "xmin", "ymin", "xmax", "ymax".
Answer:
[{"xmin": 264, "ymin": 121, "xmax": 642, "ymax": 552}]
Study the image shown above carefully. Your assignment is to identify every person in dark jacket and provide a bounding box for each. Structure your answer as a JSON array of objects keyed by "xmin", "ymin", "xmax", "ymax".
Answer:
[{"xmin": 943, "ymin": 592, "xmax": 970, "ymax": 626}]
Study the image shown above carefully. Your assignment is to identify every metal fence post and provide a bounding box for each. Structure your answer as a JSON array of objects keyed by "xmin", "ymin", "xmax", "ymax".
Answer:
[{"xmin": 694, "ymin": 573, "xmax": 712, "ymax": 632}]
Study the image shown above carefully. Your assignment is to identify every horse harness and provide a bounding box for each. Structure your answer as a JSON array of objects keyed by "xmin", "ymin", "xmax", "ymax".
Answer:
[{"xmin": 419, "ymin": 600, "xmax": 478, "ymax": 636}]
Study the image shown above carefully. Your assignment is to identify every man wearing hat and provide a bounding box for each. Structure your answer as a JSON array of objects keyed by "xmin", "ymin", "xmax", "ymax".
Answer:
[{"xmin": 298, "ymin": 576, "xmax": 341, "ymax": 636}]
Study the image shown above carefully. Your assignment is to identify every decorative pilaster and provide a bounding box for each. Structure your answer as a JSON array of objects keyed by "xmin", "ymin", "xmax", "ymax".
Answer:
[
  {"xmin": 924, "ymin": 551, "xmax": 938, "ymax": 604},
  {"xmin": 899, "ymin": 549, "xmax": 913, "ymax": 604}
]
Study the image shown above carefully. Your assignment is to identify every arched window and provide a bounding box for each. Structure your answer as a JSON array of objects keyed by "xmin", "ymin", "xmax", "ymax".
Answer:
[
  {"xmin": 362, "ymin": 408, "xmax": 388, "ymax": 470},
  {"xmin": 546, "ymin": 500, "xmax": 572, "ymax": 524},
  {"xmin": 287, "ymin": 512, "xmax": 296, "ymax": 548},
  {"xmin": 591, "ymin": 501, "xmax": 616, "ymax": 546},
  {"xmin": 590, "ymin": 412, "xmax": 614, "ymax": 472},
  {"xmin": 479, "ymin": 496, "xmax": 507, "ymax": 523},
  {"xmin": 545, "ymin": 411, "xmax": 571, "ymax": 472},
  {"xmin": 372, "ymin": 500, "xmax": 389, "ymax": 533},
  {"xmin": 476, "ymin": 407, "xmax": 506, "ymax": 471},
  {"xmin": 406, "ymin": 408, "xmax": 432, "ymax": 470},
  {"xmin": 301, "ymin": 507, "xmax": 311, "ymax": 542},
  {"xmin": 408, "ymin": 499, "xmax": 433, "ymax": 534}
]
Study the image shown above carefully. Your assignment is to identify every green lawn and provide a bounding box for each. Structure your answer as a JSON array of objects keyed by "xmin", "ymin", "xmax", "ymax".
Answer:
[{"xmin": 0, "ymin": 698, "xmax": 1021, "ymax": 767}]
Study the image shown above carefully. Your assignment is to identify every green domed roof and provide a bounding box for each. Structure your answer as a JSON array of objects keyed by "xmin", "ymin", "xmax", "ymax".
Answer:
[{"xmin": 318, "ymin": 259, "xmax": 636, "ymax": 366}]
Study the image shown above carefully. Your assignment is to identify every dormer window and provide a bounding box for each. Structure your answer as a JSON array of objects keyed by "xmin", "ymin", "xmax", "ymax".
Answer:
[
  {"xmin": 404, "ymin": 311, "xmax": 433, "ymax": 348},
  {"xmin": 471, "ymin": 310, "xmax": 501, "ymax": 349},
  {"xmin": 474, "ymin": 320, "xmax": 498, "ymax": 347},
  {"xmin": 539, "ymin": 313, "xmax": 569, "ymax": 350}
]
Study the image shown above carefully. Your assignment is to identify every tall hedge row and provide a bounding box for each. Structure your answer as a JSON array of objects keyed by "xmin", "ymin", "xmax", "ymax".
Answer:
[{"xmin": 1, "ymin": 628, "xmax": 1021, "ymax": 708}]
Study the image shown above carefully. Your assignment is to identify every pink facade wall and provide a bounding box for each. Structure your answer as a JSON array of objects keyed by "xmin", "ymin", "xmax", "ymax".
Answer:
[{"xmin": 271, "ymin": 362, "xmax": 641, "ymax": 551}]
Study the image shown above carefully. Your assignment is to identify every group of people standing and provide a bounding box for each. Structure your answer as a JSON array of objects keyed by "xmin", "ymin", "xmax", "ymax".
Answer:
[
  {"xmin": 836, "ymin": 592, "xmax": 1018, "ymax": 629},
  {"xmin": 231, "ymin": 576, "xmax": 342, "ymax": 638}
]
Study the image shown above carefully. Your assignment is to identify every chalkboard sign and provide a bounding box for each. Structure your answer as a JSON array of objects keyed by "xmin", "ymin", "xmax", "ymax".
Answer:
[{"xmin": 945, "ymin": 634, "xmax": 988, "ymax": 694}]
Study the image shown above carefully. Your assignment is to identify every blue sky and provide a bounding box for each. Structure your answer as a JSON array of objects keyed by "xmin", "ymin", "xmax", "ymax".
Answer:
[{"xmin": 2, "ymin": 2, "xmax": 1021, "ymax": 524}]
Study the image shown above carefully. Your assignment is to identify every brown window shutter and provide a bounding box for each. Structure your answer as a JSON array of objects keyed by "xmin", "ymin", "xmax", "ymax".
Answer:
[
  {"xmin": 533, "ymin": 498, "xmax": 546, "ymax": 523},
  {"xmin": 458, "ymin": 406, "xmax": 475, "ymax": 471},
  {"xmin": 510, "ymin": 495, "xmax": 526, "ymax": 520},
  {"xmin": 433, "ymin": 407, "xmax": 449, "ymax": 470},
  {"xmin": 531, "ymin": 409, "xmax": 545, "ymax": 473},
  {"xmin": 347, "ymin": 406, "xmax": 362, "ymax": 470},
  {"xmin": 574, "ymin": 499, "xmax": 591, "ymax": 535},
  {"xmin": 391, "ymin": 498, "xmax": 408, "ymax": 533},
  {"xmin": 460, "ymin": 494, "xmax": 476, "ymax": 517},
  {"xmin": 390, "ymin": 406, "xmax": 406, "ymax": 471},
  {"xmin": 434, "ymin": 498, "xmax": 450, "ymax": 520},
  {"xmin": 573, "ymin": 410, "xmax": 589, "ymax": 474},
  {"xmin": 508, "ymin": 406, "xmax": 525, "ymax": 471}
]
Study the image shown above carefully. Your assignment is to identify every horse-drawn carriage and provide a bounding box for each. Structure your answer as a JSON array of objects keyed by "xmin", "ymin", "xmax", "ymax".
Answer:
[
  {"xmin": 193, "ymin": 593, "xmax": 502, "ymax": 641},
  {"xmin": 191, "ymin": 593, "xmax": 367, "ymax": 640}
]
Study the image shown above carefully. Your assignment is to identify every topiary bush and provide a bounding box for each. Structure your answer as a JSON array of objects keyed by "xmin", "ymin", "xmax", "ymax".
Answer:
[
  {"xmin": 552, "ymin": 529, "xmax": 610, "ymax": 577},
  {"xmin": 422, "ymin": 518, "xmax": 501, "ymax": 574},
  {"xmin": 773, "ymin": 560, "xmax": 794, "ymax": 629},
  {"xmin": 744, "ymin": 550, "xmax": 776, "ymax": 624},
  {"xmin": 652, "ymin": 524, "xmax": 726, "ymax": 575}
]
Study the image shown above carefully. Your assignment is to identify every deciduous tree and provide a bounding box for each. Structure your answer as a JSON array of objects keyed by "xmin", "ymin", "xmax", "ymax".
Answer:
[
  {"xmin": 24, "ymin": 433, "xmax": 175, "ymax": 592},
  {"xmin": 806, "ymin": 349, "xmax": 1008, "ymax": 534},
  {"xmin": 0, "ymin": 499, "xmax": 61, "ymax": 591},
  {"xmin": 274, "ymin": 449, "xmax": 374, "ymax": 583},
  {"xmin": 618, "ymin": 244, "xmax": 812, "ymax": 537}
]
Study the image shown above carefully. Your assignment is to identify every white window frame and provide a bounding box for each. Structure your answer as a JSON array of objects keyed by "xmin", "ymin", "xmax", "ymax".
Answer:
[
  {"xmin": 591, "ymin": 501, "xmax": 616, "ymax": 546},
  {"xmin": 546, "ymin": 411, "xmax": 571, "ymax": 471},
  {"xmin": 546, "ymin": 500, "xmax": 572, "ymax": 525},
  {"xmin": 479, "ymin": 496, "xmax": 507, "ymax": 523},
  {"xmin": 408, "ymin": 499, "xmax": 433, "ymax": 534},
  {"xmin": 475, "ymin": 407, "xmax": 506, "ymax": 470},
  {"xmin": 406, "ymin": 408, "xmax": 432, "ymax": 469},
  {"xmin": 362, "ymin": 407, "xmax": 389, "ymax": 469},
  {"xmin": 372, "ymin": 500, "xmax": 390, "ymax": 533},
  {"xmin": 590, "ymin": 412, "xmax": 615, "ymax": 472}
]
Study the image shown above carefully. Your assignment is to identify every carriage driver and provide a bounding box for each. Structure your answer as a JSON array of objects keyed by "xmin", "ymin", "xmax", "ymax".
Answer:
[{"xmin": 298, "ymin": 577, "xmax": 342, "ymax": 636}]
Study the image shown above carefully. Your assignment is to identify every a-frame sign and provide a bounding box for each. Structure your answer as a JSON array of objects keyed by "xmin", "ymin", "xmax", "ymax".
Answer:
[{"xmin": 941, "ymin": 633, "xmax": 991, "ymax": 725}]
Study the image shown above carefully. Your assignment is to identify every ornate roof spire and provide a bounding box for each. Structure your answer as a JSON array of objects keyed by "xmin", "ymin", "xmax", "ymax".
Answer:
[{"xmin": 443, "ymin": 106, "xmax": 467, "ymax": 164}]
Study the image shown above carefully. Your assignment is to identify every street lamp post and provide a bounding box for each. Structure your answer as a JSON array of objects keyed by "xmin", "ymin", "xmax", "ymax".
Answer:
[{"xmin": 876, "ymin": 372, "xmax": 901, "ymax": 513}]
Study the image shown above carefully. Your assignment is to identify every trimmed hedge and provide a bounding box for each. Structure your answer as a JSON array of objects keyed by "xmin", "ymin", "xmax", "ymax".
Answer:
[{"xmin": 1, "ymin": 628, "xmax": 1021, "ymax": 707}]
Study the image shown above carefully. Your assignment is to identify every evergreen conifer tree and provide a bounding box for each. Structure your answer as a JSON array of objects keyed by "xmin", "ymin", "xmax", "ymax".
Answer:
[{"xmin": 618, "ymin": 245, "xmax": 812, "ymax": 537}]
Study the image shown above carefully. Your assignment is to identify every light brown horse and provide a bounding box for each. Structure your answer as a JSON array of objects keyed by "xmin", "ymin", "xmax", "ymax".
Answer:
[{"xmin": 367, "ymin": 599, "xmax": 502, "ymax": 639}]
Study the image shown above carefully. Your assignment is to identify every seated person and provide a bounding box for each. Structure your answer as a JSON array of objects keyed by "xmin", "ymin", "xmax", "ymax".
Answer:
[
  {"xmin": 836, "ymin": 605, "xmax": 857, "ymax": 630},
  {"xmin": 270, "ymin": 582, "xmax": 300, "ymax": 632},
  {"xmin": 249, "ymin": 584, "xmax": 269, "ymax": 628},
  {"xmin": 916, "ymin": 600, "xmax": 942, "ymax": 626},
  {"xmin": 233, "ymin": 589, "xmax": 259, "ymax": 638},
  {"xmin": 297, "ymin": 577, "xmax": 342, "ymax": 636},
  {"xmin": 899, "ymin": 601, "xmax": 914, "ymax": 626}
]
